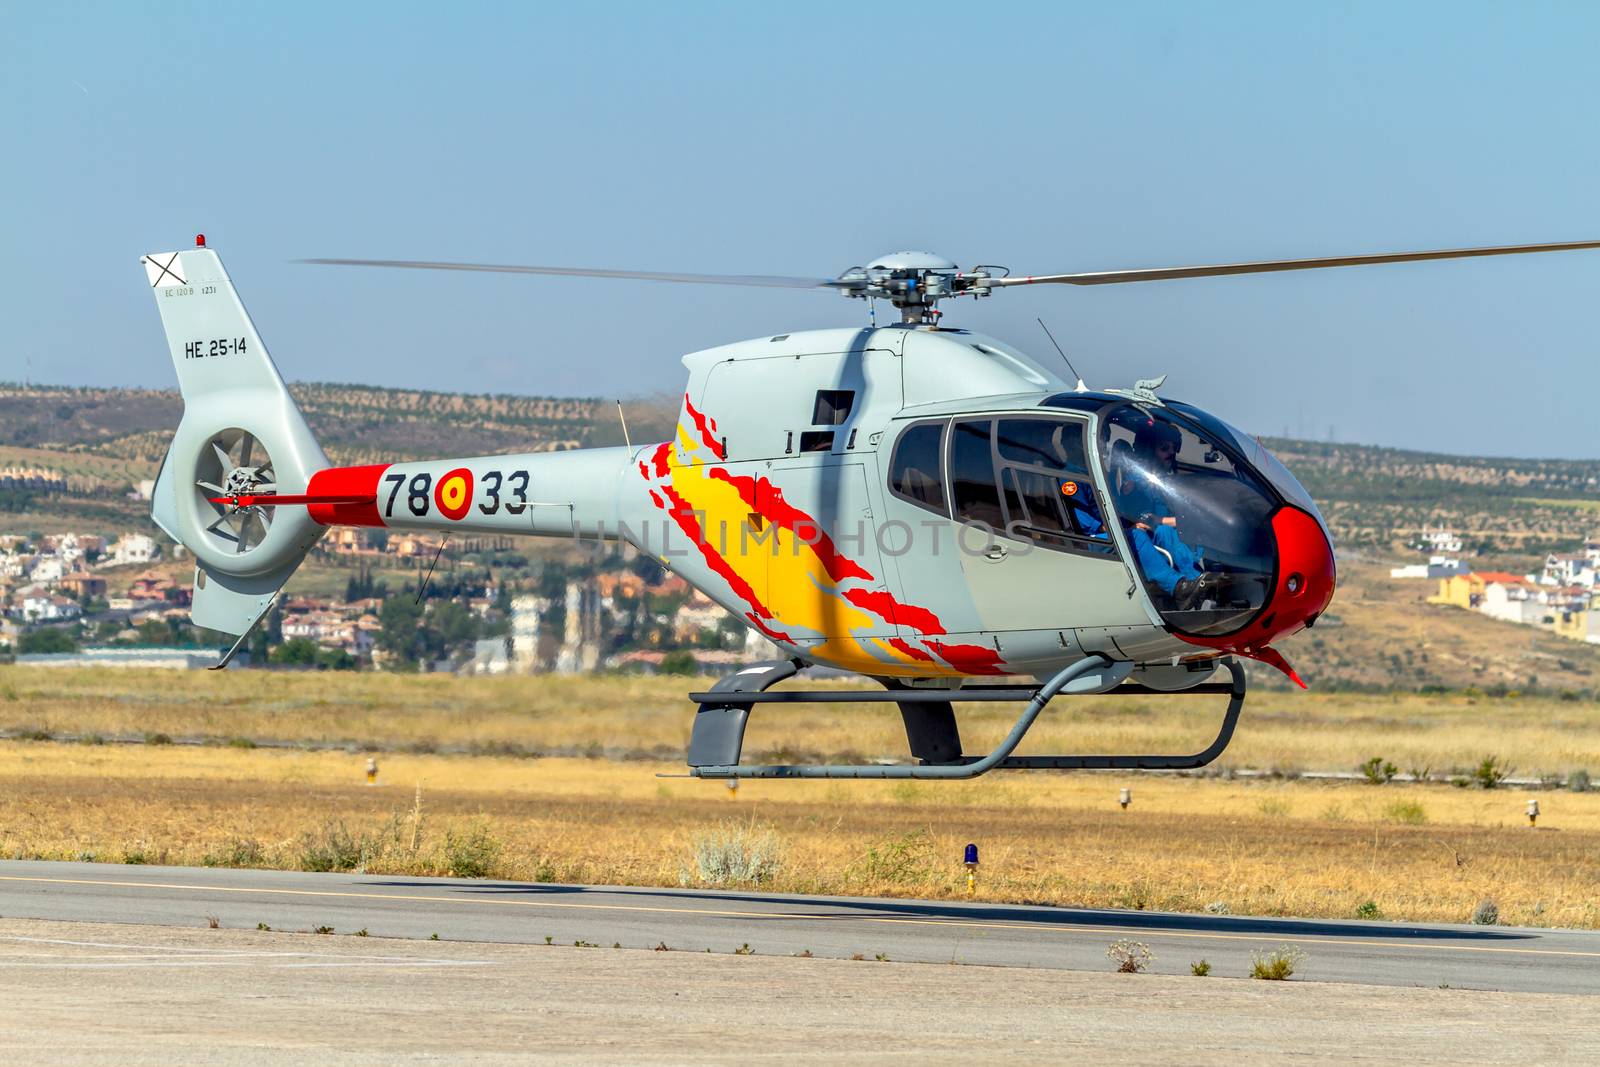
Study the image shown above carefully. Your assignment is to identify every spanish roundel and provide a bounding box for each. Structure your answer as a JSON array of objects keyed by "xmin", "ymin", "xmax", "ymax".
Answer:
[{"xmin": 435, "ymin": 467, "xmax": 474, "ymax": 520}]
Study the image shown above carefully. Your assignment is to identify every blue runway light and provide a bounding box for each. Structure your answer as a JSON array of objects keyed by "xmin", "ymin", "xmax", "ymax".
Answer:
[{"xmin": 964, "ymin": 843, "xmax": 979, "ymax": 867}]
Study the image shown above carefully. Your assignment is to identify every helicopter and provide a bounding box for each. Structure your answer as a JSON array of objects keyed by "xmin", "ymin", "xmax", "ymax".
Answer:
[{"xmin": 141, "ymin": 236, "xmax": 1600, "ymax": 780}]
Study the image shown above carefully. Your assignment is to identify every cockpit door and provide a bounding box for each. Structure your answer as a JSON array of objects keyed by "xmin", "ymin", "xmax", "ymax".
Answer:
[{"xmin": 952, "ymin": 416, "xmax": 1148, "ymax": 633}]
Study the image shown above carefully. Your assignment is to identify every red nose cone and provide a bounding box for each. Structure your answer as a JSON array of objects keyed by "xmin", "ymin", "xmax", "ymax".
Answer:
[
  {"xmin": 1249, "ymin": 506, "xmax": 1337, "ymax": 645},
  {"xmin": 1176, "ymin": 506, "xmax": 1336, "ymax": 670}
]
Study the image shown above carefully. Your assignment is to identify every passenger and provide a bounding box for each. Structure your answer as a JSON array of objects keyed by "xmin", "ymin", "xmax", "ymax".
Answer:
[
  {"xmin": 1049, "ymin": 425, "xmax": 1111, "ymax": 544},
  {"xmin": 1118, "ymin": 420, "xmax": 1214, "ymax": 608}
]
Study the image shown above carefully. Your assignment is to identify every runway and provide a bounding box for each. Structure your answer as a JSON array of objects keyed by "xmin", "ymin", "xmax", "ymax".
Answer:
[{"xmin": 2, "ymin": 859, "xmax": 1598, "ymax": 994}]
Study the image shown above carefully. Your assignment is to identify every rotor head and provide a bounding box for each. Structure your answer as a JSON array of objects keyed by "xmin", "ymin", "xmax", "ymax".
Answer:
[{"xmin": 833, "ymin": 251, "xmax": 1005, "ymax": 323}]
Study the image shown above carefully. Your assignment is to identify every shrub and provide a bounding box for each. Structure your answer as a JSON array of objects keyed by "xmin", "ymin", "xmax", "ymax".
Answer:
[
  {"xmin": 1355, "ymin": 901, "xmax": 1381, "ymax": 920},
  {"xmin": 1382, "ymin": 800, "xmax": 1428, "ymax": 825},
  {"xmin": 1249, "ymin": 946, "xmax": 1305, "ymax": 980},
  {"xmin": 1570, "ymin": 769, "xmax": 1592, "ymax": 794},
  {"xmin": 296, "ymin": 821, "xmax": 367, "ymax": 873},
  {"xmin": 1471, "ymin": 898, "xmax": 1499, "ymax": 926},
  {"xmin": 144, "ymin": 731, "xmax": 173, "ymax": 746},
  {"xmin": 857, "ymin": 828, "xmax": 937, "ymax": 886},
  {"xmin": 1473, "ymin": 755, "xmax": 1509, "ymax": 790},
  {"xmin": 443, "ymin": 820, "xmax": 502, "ymax": 878},
  {"xmin": 202, "ymin": 838, "xmax": 265, "ymax": 868},
  {"xmin": 1106, "ymin": 939, "xmax": 1154, "ymax": 973},
  {"xmin": 684, "ymin": 821, "xmax": 783, "ymax": 887},
  {"xmin": 1190, "ymin": 959, "xmax": 1211, "ymax": 976},
  {"xmin": 1360, "ymin": 757, "xmax": 1398, "ymax": 785}
]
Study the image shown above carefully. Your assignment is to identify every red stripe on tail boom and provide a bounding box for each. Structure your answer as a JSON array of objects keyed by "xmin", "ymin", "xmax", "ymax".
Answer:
[{"xmin": 306, "ymin": 464, "xmax": 389, "ymax": 526}]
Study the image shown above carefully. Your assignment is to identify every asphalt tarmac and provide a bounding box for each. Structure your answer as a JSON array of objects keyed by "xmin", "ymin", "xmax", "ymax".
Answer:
[
  {"xmin": 1, "ymin": 860, "xmax": 1597, "ymax": 994},
  {"xmin": 8, "ymin": 917, "xmax": 1599, "ymax": 1065}
]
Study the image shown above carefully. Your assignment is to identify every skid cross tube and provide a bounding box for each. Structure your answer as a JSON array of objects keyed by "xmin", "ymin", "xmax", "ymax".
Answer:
[{"xmin": 686, "ymin": 656, "xmax": 1247, "ymax": 780}]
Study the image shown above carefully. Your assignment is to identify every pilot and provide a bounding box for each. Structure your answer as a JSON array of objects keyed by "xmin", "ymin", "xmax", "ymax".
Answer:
[{"xmin": 1118, "ymin": 420, "xmax": 1215, "ymax": 608}]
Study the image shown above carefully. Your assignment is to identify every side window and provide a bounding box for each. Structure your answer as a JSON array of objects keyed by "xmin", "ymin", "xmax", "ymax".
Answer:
[
  {"xmin": 950, "ymin": 419, "xmax": 1004, "ymax": 529},
  {"xmin": 888, "ymin": 421, "xmax": 947, "ymax": 515},
  {"xmin": 994, "ymin": 417, "xmax": 1113, "ymax": 555},
  {"xmin": 813, "ymin": 390, "xmax": 854, "ymax": 425}
]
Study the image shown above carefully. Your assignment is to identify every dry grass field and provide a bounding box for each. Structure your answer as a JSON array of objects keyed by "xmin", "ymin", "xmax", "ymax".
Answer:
[
  {"xmin": 1, "ymin": 743, "xmax": 1597, "ymax": 930},
  {"xmin": 5, "ymin": 666, "xmax": 1599, "ymax": 779},
  {"xmin": 2, "ymin": 666, "xmax": 1599, "ymax": 929}
]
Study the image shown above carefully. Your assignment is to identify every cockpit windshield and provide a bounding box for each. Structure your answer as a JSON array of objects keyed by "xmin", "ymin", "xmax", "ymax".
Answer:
[
  {"xmin": 1166, "ymin": 401, "xmax": 1328, "ymax": 535},
  {"xmin": 1099, "ymin": 403, "xmax": 1279, "ymax": 636}
]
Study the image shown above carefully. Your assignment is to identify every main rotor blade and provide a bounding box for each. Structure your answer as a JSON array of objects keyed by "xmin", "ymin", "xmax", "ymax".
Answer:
[
  {"xmin": 300, "ymin": 258, "xmax": 840, "ymax": 290},
  {"xmin": 992, "ymin": 240, "xmax": 1600, "ymax": 287}
]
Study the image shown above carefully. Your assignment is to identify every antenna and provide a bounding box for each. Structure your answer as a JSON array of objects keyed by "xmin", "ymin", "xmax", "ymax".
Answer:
[
  {"xmin": 615, "ymin": 399, "xmax": 633, "ymax": 451},
  {"xmin": 415, "ymin": 538, "xmax": 449, "ymax": 604},
  {"xmin": 1037, "ymin": 318, "xmax": 1087, "ymax": 392}
]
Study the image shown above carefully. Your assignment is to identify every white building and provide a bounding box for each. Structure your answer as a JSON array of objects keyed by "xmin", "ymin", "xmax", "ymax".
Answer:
[
  {"xmin": 19, "ymin": 589, "xmax": 81, "ymax": 621},
  {"xmin": 464, "ymin": 637, "xmax": 512, "ymax": 674},
  {"xmin": 1390, "ymin": 555, "xmax": 1468, "ymax": 580},
  {"xmin": 107, "ymin": 534, "xmax": 159, "ymax": 566},
  {"xmin": 27, "ymin": 556, "xmax": 66, "ymax": 585},
  {"xmin": 554, "ymin": 582, "xmax": 601, "ymax": 673},
  {"xmin": 509, "ymin": 594, "xmax": 542, "ymax": 673},
  {"xmin": 1542, "ymin": 553, "xmax": 1597, "ymax": 589}
]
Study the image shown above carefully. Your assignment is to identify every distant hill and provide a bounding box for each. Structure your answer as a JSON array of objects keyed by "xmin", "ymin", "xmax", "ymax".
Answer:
[
  {"xmin": 0, "ymin": 383, "xmax": 650, "ymax": 466},
  {"xmin": 1264, "ymin": 438, "xmax": 1600, "ymax": 563},
  {"xmin": 2, "ymin": 383, "xmax": 1594, "ymax": 560}
]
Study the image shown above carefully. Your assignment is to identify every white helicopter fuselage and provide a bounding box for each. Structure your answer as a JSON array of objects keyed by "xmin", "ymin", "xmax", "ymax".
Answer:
[{"xmin": 313, "ymin": 325, "xmax": 1282, "ymax": 682}]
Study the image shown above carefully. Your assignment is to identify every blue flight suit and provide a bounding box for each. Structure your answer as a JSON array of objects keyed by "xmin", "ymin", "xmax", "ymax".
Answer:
[{"xmin": 1117, "ymin": 475, "xmax": 1204, "ymax": 596}]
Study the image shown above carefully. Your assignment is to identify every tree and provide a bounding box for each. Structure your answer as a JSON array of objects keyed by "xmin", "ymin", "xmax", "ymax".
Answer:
[
  {"xmin": 246, "ymin": 602, "xmax": 282, "ymax": 666},
  {"xmin": 628, "ymin": 553, "xmax": 666, "ymax": 584},
  {"xmin": 270, "ymin": 638, "xmax": 321, "ymax": 666},
  {"xmin": 431, "ymin": 600, "xmax": 480, "ymax": 649},
  {"xmin": 378, "ymin": 596, "xmax": 427, "ymax": 665},
  {"xmin": 659, "ymin": 650, "xmax": 698, "ymax": 676},
  {"xmin": 314, "ymin": 646, "xmax": 356, "ymax": 670},
  {"xmin": 19, "ymin": 629, "xmax": 77, "ymax": 654},
  {"xmin": 136, "ymin": 619, "xmax": 174, "ymax": 645}
]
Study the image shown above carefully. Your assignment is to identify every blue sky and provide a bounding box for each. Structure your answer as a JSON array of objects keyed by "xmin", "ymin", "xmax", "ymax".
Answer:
[{"xmin": 3, "ymin": 2, "xmax": 1596, "ymax": 457}]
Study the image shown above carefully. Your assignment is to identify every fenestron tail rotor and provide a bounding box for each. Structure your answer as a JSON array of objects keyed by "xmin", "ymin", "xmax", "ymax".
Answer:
[
  {"xmin": 197, "ymin": 428, "xmax": 277, "ymax": 555},
  {"xmin": 302, "ymin": 239, "xmax": 1600, "ymax": 325}
]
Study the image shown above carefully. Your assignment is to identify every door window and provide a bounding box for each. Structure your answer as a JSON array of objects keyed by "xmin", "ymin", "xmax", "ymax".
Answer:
[
  {"xmin": 950, "ymin": 419, "xmax": 1005, "ymax": 530},
  {"xmin": 887, "ymin": 421, "xmax": 948, "ymax": 515},
  {"xmin": 993, "ymin": 418, "xmax": 1113, "ymax": 555}
]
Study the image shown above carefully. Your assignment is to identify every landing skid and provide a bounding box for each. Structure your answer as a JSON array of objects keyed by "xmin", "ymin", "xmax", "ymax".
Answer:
[{"xmin": 681, "ymin": 655, "xmax": 1246, "ymax": 780}]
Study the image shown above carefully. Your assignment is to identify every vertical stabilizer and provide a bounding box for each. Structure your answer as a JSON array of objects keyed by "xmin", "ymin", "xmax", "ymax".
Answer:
[{"xmin": 142, "ymin": 239, "xmax": 328, "ymax": 649}]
